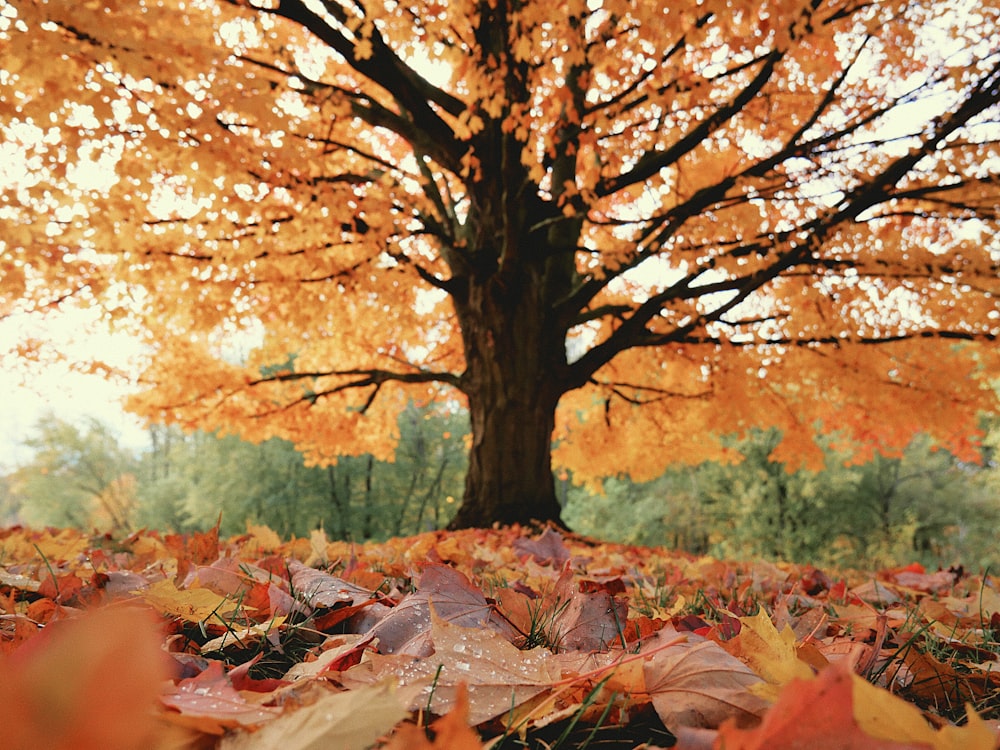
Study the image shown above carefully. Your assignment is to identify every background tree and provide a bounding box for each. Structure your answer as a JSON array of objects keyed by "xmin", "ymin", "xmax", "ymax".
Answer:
[
  {"xmin": 0, "ymin": 471, "xmax": 21, "ymax": 527},
  {"xmin": 8, "ymin": 416, "xmax": 140, "ymax": 531},
  {"xmin": 565, "ymin": 428, "xmax": 1000, "ymax": 570},
  {"xmin": 137, "ymin": 401, "xmax": 466, "ymax": 538},
  {"xmin": 1, "ymin": 0, "xmax": 998, "ymax": 528}
]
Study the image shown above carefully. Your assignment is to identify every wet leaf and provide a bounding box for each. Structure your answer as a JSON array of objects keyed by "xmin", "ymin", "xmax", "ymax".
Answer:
[
  {"xmin": 366, "ymin": 564, "xmax": 519, "ymax": 655},
  {"xmin": 160, "ymin": 661, "xmax": 282, "ymax": 732}
]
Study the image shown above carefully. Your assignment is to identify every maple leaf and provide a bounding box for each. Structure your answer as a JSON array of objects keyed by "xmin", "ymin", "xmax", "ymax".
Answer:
[
  {"xmin": 343, "ymin": 612, "xmax": 561, "ymax": 725},
  {"xmin": 0, "ymin": 606, "xmax": 172, "ymax": 750},
  {"xmin": 282, "ymin": 634, "xmax": 375, "ymax": 681},
  {"xmin": 703, "ymin": 661, "xmax": 1000, "ymax": 750},
  {"xmin": 381, "ymin": 684, "xmax": 485, "ymax": 750},
  {"xmin": 138, "ymin": 579, "xmax": 240, "ymax": 624},
  {"xmin": 289, "ymin": 560, "xmax": 385, "ymax": 610},
  {"xmin": 364, "ymin": 563, "xmax": 520, "ymax": 656},
  {"xmin": 160, "ymin": 661, "xmax": 281, "ymax": 733},
  {"xmin": 512, "ymin": 528, "xmax": 572, "ymax": 566},
  {"xmin": 218, "ymin": 680, "xmax": 416, "ymax": 750},
  {"xmin": 642, "ymin": 628, "xmax": 770, "ymax": 730},
  {"xmin": 723, "ymin": 608, "xmax": 816, "ymax": 701},
  {"xmin": 545, "ymin": 567, "xmax": 630, "ymax": 651}
]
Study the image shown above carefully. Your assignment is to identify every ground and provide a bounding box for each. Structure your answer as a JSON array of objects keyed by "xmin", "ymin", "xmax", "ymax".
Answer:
[{"xmin": 1, "ymin": 523, "xmax": 998, "ymax": 749}]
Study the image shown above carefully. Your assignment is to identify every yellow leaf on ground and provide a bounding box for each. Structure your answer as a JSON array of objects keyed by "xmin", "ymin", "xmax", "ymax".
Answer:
[
  {"xmin": 708, "ymin": 662, "xmax": 998, "ymax": 750},
  {"xmin": 219, "ymin": 681, "xmax": 414, "ymax": 750},
  {"xmin": 852, "ymin": 671, "xmax": 996, "ymax": 750},
  {"xmin": 730, "ymin": 608, "xmax": 815, "ymax": 700},
  {"xmin": 138, "ymin": 579, "xmax": 237, "ymax": 623}
]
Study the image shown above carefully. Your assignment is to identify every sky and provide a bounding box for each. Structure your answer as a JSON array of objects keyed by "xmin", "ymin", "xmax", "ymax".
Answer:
[{"xmin": 0, "ymin": 309, "xmax": 149, "ymax": 471}]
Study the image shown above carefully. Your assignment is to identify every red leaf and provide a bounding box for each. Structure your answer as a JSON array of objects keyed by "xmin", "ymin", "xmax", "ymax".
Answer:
[{"xmin": 160, "ymin": 661, "xmax": 281, "ymax": 733}]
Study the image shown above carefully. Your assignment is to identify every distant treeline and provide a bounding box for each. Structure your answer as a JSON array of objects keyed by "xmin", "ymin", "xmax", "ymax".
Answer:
[{"xmin": 3, "ymin": 404, "xmax": 997, "ymax": 570}]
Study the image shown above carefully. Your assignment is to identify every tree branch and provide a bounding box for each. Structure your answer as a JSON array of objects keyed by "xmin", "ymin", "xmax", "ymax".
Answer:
[
  {"xmin": 250, "ymin": 366, "xmax": 457, "ymax": 387},
  {"xmin": 595, "ymin": 50, "xmax": 781, "ymax": 198},
  {"xmin": 243, "ymin": 0, "xmax": 465, "ymax": 172}
]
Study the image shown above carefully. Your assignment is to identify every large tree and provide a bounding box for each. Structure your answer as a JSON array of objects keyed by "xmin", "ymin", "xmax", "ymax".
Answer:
[{"xmin": 1, "ymin": 0, "xmax": 998, "ymax": 528}]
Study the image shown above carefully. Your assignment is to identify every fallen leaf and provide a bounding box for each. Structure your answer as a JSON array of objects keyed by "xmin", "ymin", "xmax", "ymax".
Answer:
[
  {"xmin": 513, "ymin": 528, "xmax": 571, "ymax": 566},
  {"xmin": 0, "ymin": 605, "xmax": 170, "ymax": 750},
  {"xmin": 852, "ymin": 665, "xmax": 997, "ymax": 750},
  {"xmin": 228, "ymin": 653, "xmax": 291, "ymax": 692},
  {"xmin": 138, "ymin": 578, "xmax": 239, "ymax": 623},
  {"xmin": 289, "ymin": 560, "xmax": 375, "ymax": 608},
  {"xmin": 725, "ymin": 608, "xmax": 815, "ymax": 700},
  {"xmin": 160, "ymin": 660, "xmax": 281, "ymax": 733},
  {"xmin": 366, "ymin": 564, "xmax": 519, "ymax": 655},
  {"xmin": 37, "ymin": 571, "xmax": 86, "ymax": 604},
  {"xmin": 283, "ymin": 634, "xmax": 374, "ymax": 681},
  {"xmin": 709, "ymin": 661, "xmax": 997, "ymax": 750},
  {"xmin": 241, "ymin": 524, "xmax": 283, "ymax": 557},
  {"xmin": 381, "ymin": 683, "xmax": 485, "ymax": 749},
  {"xmin": 200, "ymin": 617, "xmax": 287, "ymax": 654},
  {"xmin": 343, "ymin": 613, "xmax": 558, "ymax": 725},
  {"xmin": 548, "ymin": 568, "xmax": 629, "ymax": 651},
  {"xmin": 165, "ymin": 523, "xmax": 220, "ymax": 583},
  {"xmin": 643, "ymin": 629, "xmax": 769, "ymax": 730},
  {"xmin": 219, "ymin": 680, "xmax": 413, "ymax": 750}
]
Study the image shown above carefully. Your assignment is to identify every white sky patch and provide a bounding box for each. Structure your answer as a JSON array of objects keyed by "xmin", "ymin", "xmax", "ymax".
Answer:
[{"xmin": 0, "ymin": 309, "xmax": 150, "ymax": 469}]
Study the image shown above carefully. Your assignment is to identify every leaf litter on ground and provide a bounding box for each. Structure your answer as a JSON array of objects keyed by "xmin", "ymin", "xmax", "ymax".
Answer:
[{"xmin": 0, "ymin": 522, "xmax": 998, "ymax": 749}]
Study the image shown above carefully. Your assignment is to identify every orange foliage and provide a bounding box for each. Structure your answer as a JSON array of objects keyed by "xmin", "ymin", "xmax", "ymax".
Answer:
[{"xmin": 1, "ymin": 0, "xmax": 998, "ymax": 517}]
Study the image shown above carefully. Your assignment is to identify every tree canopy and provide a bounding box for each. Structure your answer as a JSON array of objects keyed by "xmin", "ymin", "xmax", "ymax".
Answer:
[{"xmin": 1, "ymin": 0, "xmax": 998, "ymax": 527}]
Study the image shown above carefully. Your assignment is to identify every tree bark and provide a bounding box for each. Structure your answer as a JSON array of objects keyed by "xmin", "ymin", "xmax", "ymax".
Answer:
[
  {"xmin": 448, "ymin": 266, "xmax": 569, "ymax": 529},
  {"xmin": 449, "ymin": 384, "xmax": 562, "ymax": 528},
  {"xmin": 438, "ymin": 37, "xmax": 581, "ymax": 529}
]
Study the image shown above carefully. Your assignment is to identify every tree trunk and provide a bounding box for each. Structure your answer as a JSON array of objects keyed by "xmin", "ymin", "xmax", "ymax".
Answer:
[
  {"xmin": 361, "ymin": 454, "xmax": 376, "ymax": 539},
  {"xmin": 442, "ymin": 71, "xmax": 582, "ymax": 529},
  {"xmin": 447, "ymin": 268, "xmax": 569, "ymax": 529},
  {"xmin": 449, "ymin": 389, "xmax": 562, "ymax": 528}
]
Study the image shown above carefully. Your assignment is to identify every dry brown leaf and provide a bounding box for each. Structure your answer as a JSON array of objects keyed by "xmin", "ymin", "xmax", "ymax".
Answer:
[
  {"xmin": 643, "ymin": 629, "xmax": 769, "ymax": 730},
  {"xmin": 548, "ymin": 571, "xmax": 629, "ymax": 651}
]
